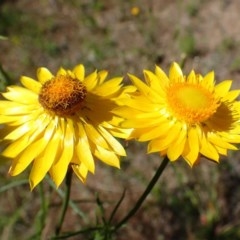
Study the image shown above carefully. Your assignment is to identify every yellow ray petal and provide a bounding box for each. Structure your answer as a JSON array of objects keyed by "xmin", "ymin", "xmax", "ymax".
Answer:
[
  {"xmin": 56, "ymin": 67, "xmax": 67, "ymax": 76},
  {"xmin": 5, "ymin": 120, "xmax": 37, "ymax": 140},
  {"xmin": 128, "ymin": 74, "xmax": 160, "ymax": 101},
  {"xmin": 187, "ymin": 70, "xmax": 197, "ymax": 84},
  {"xmin": 215, "ymin": 80, "xmax": 232, "ymax": 97},
  {"xmin": 223, "ymin": 90, "xmax": 240, "ymax": 101},
  {"xmin": 84, "ymin": 71, "xmax": 98, "ymax": 91},
  {"xmin": 167, "ymin": 126, "xmax": 187, "ymax": 161},
  {"xmin": 183, "ymin": 126, "xmax": 200, "ymax": 165},
  {"xmin": 9, "ymin": 136, "xmax": 50, "ymax": 176},
  {"xmin": 95, "ymin": 77, "xmax": 123, "ymax": 96},
  {"xmin": 50, "ymin": 121, "xmax": 74, "ymax": 187},
  {"xmin": 155, "ymin": 65, "xmax": 169, "ymax": 87},
  {"xmin": 0, "ymin": 101, "xmax": 37, "ymax": 115},
  {"xmin": 148, "ymin": 122, "xmax": 182, "ymax": 153},
  {"xmin": 208, "ymin": 133, "xmax": 237, "ymax": 150},
  {"xmin": 138, "ymin": 120, "xmax": 172, "ymax": 141},
  {"xmin": 75, "ymin": 122, "xmax": 95, "ymax": 173},
  {"xmin": 37, "ymin": 67, "xmax": 53, "ymax": 84},
  {"xmin": 20, "ymin": 76, "xmax": 42, "ymax": 93},
  {"xmin": 73, "ymin": 64, "xmax": 85, "ymax": 81},
  {"xmin": 29, "ymin": 126, "xmax": 60, "ymax": 189},
  {"xmin": 98, "ymin": 125, "xmax": 126, "ymax": 156},
  {"xmin": 98, "ymin": 70, "xmax": 108, "ymax": 84},
  {"xmin": 84, "ymin": 123, "xmax": 109, "ymax": 149},
  {"xmin": 200, "ymin": 133, "xmax": 219, "ymax": 162},
  {"xmin": 143, "ymin": 70, "xmax": 165, "ymax": 95},
  {"xmin": 94, "ymin": 145, "xmax": 120, "ymax": 168},
  {"xmin": 169, "ymin": 62, "xmax": 183, "ymax": 82},
  {"xmin": 3, "ymin": 135, "xmax": 32, "ymax": 158},
  {"xmin": 122, "ymin": 117, "xmax": 164, "ymax": 128},
  {"xmin": 72, "ymin": 163, "xmax": 88, "ymax": 183},
  {"xmin": 3, "ymin": 86, "xmax": 38, "ymax": 104},
  {"xmin": 201, "ymin": 71, "xmax": 215, "ymax": 90}
]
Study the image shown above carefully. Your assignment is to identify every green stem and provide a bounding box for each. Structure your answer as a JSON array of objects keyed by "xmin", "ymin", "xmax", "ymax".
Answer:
[
  {"xmin": 39, "ymin": 182, "xmax": 48, "ymax": 233},
  {"xmin": 55, "ymin": 168, "xmax": 73, "ymax": 236},
  {"xmin": 114, "ymin": 156, "xmax": 169, "ymax": 231}
]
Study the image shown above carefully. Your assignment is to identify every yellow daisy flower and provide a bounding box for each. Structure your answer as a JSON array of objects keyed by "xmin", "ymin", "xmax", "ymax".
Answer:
[
  {"xmin": 0, "ymin": 64, "xmax": 132, "ymax": 189},
  {"xmin": 117, "ymin": 62, "xmax": 240, "ymax": 166}
]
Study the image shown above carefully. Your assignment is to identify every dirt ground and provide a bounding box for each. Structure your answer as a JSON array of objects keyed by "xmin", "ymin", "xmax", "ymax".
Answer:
[{"xmin": 1, "ymin": 1, "xmax": 240, "ymax": 240}]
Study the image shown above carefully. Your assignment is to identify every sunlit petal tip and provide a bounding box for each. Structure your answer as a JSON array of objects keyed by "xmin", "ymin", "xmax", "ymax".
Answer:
[
  {"xmin": 20, "ymin": 76, "xmax": 42, "ymax": 93},
  {"xmin": 57, "ymin": 67, "xmax": 67, "ymax": 76},
  {"xmin": 171, "ymin": 62, "xmax": 182, "ymax": 71},
  {"xmin": 143, "ymin": 69, "xmax": 150, "ymax": 75},
  {"xmin": 73, "ymin": 64, "xmax": 85, "ymax": 81},
  {"xmin": 98, "ymin": 69, "xmax": 108, "ymax": 79},
  {"xmin": 37, "ymin": 67, "xmax": 53, "ymax": 84},
  {"xmin": 52, "ymin": 177, "xmax": 64, "ymax": 188},
  {"xmin": 203, "ymin": 70, "xmax": 215, "ymax": 83},
  {"xmin": 29, "ymin": 179, "xmax": 37, "ymax": 191},
  {"xmin": 169, "ymin": 62, "xmax": 183, "ymax": 80}
]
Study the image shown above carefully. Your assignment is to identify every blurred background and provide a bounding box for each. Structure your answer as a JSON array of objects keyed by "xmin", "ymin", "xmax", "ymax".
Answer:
[{"xmin": 1, "ymin": 0, "xmax": 240, "ymax": 239}]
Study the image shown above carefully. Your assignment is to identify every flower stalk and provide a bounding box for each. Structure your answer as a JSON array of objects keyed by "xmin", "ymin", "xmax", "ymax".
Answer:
[
  {"xmin": 114, "ymin": 156, "xmax": 169, "ymax": 231},
  {"xmin": 55, "ymin": 168, "xmax": 73, "ymax": 236}
]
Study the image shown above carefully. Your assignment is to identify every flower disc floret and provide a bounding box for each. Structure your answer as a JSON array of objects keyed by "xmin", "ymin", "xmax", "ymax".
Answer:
[
  {"xmin": 166, "ymin": 82, "xmax": 220, "ymax": 124},
  {"xmin": 39, "ymin": 75, "xmax": 87, "ymax": 116}
]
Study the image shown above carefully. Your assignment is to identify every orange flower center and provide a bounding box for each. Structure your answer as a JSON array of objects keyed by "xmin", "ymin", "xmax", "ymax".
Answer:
[
  {"xmin": 39, "ymin": 75, "xmax": 87, "ymax": 116},
  {"xmin": 166, "ymin": 83, "xmax": 220, "ymax": 124}
]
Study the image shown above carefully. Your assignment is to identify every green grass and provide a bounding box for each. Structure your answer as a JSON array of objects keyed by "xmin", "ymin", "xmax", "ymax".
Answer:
[{"xmin": 1, "ymin": 1, "xmax": 240, "ymax": 240}]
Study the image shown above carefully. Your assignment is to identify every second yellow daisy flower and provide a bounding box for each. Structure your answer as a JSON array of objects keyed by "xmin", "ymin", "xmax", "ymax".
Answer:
[{"xmin": 117, "ymin": 62, "xmax": 240, "ymax": 165}]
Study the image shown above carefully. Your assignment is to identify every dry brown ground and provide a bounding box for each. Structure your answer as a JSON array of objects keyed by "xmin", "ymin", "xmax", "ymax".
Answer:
[{"xmin": 1, "ymin": 1, "xmax": 240, "ymax": 240}]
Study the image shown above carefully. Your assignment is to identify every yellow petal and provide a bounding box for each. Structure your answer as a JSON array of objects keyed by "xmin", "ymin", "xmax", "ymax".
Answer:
[
  {"xmin": 201, "ymin": 71, "xmax": 215, "ymax": 90},
  {"xmin": 8, "ymin": 115, "xmax": 52, "ymax": 174},
  {"xmin": 3, "ymin": 135, "xmax": 31, "ymax": 158},
  {"xmin": 9, "ymin": 137, "xmax": 49, "ymax": 176},
  {"xmin": 20, "ymin": 76, "xmax": 42, "ymax": 93},
  {"xmin": 2, "ymin": 86, "xmax": 38, "ymax": 104},
  {"xmin": 128, "ymin": 74, "xmax": 160, "ymax": 101},
  {"xmin": 183, "ymin": 126, "xmax": 200, "ymax": 165},
  {"xmin": 84, "ymin": 123, "xmax": 109, "ymax": 149},
  {"xmin": 5, "ymin": 120, "xmax": 36, "ymax": 140},
  {"xmin": 167, "ymin": 126, "xmax": 187, "ymax": 161},
  {"xmin": 148, "ymin": 122, "xmax": 182, "ymax": 153},
  {"xmin": 144, "ymin": 70, "xmax": 165, "ymax": 95},
  {"xmin": 50, "ymin": 120, "xmax": 74, "ymax": 187},
  {"xmin": 37, "ymin": 67, "xmax": 53, "ymax": 84},
  {"xmin": 208, "ymin": 133, "xmax": 237, "ymax": 150},
  {"xmin": 98, "ymin": 70, "xmax": 108, "ymax": 84},
  {"xmin": 29, "ymin": 125, "xmax": 60, "ymax": 189},
  {"xmin": 56, "ymin": 67, "xmax": 67, "ymax": 76},
  {"xmin": 98, "ymin": 125, "xmax": 126, "ymax": 156},
  {"xmin": 73, "ymin": 64, "xmax": 85, "ymax": 81},
  {"xmin": 84, "ymin": 71, "xmax": 98, "ymax": 91},
  {"xmin": 169, "ymin": 62, "xmax": 183, "ymax": 82},
  {"xmin": 187, "ymin": 70, "xmax": 197, "ymax": 84},
  {"xmin": 94, "ymin": 145, "xmax": 120, "ymax": 168},
  {"xmin": 72, "ymin": 163, "xmax": 88, "ymax": 183},
  {"xmin": 215, "ymin": 80, "xmax": 232, "ymax": 97},
  {"xmin": 75, "ymin": 122, "xmax": 95, "ymax": 173},
  {"xmin": 138, "ymin": 120, "xmax": 172, "ymax": 141},
  {"xmin": 223, "ymin": 90, "xmax": 240, "ymax": 101},
  {"xmin": 155, "ymin": 65, "xmax": 169, "ymax": 87},
  {"xmin": 95, "ymin": 77, "xmax": 123, "ymax": 96},
  {"xmin": 200, "ymin": 133, "xmax": 219, "ymax": 161}
]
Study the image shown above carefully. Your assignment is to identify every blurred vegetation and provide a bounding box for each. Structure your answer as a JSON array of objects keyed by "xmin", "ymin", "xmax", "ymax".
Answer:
[{"xmin": 1, "ymin": 0, "xmax": 240, "ymax": 240}]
